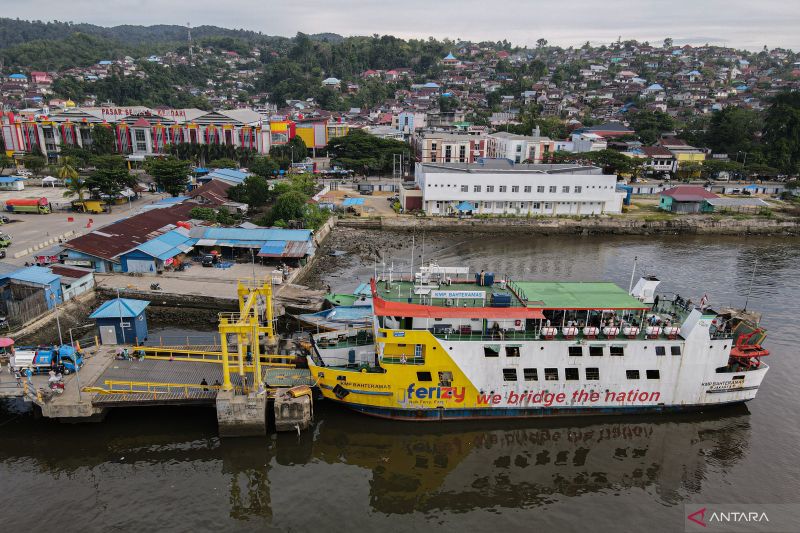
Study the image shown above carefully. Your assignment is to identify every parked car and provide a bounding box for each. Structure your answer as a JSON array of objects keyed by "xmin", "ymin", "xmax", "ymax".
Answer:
[{"xmin": 201, "ymin": 254, "xmax": 217, "ymax": 267}]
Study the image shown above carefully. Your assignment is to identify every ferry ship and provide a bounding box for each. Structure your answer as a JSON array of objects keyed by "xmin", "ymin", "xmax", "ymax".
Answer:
[{"xmin": 307, "ymin": 265, "xmax": 769, "ymax": 421}]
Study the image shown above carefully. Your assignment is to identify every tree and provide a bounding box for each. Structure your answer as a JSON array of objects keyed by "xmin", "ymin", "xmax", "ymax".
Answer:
[
  {"xmin": 268, "ymin": 190, "xmax": 308, "ymax": 225},
  {"xmin": 90, "ymin": 154, "xmax": 127, "ymax": 170},
  {"xmin": 208, "ymin": 158, "xmax": 238, "ymax": 169},
  {"xmin": 57, "ymin": 155, "xmax": 79, "ymax": 181},
  {"xmin": 536, "ymin": 38, "xmax": 548, "ymax": 49},
  {"xmin": 250, "ymin": 156, "xmax": 280, "ymax": 179},
  {"xmin": 189, "ymin": 207, "xmax": 218, "ymax": 221},
  {"xmin": 147, "ymin": 157, "xmax": 190, "ymax": 196},
  {"xmin": 269, "ymin": 136, "xmax": 307, "ymax": 165},
  {"xmin": 90, "ymin": 125, "xmax": 116, "ymax": 155},
  {"xmin": 62, "ymin": 176, "xmax": 90, "ymax": 203},
  {"xmin": 22, "ymin": 154, "xmax": 46, "ymax": 175},
  {"xmin": 585, "ymin": 149, "xmax": 633, "ymax": 175},
  {"xmin": 0, "ymin": 153, "xmax": 13, "ymax": 174},
  {"xmin": 700, "ymin": 159, "xmax": 743, "ymax": 180},
  {"xmin": 762, "ymin": 91, "xmax": 800, "ymax": 175},
  {"xmin": 325, "ymin": 129, "xmax": 410, "ymax": 175},
  {"xmin": 86, "ymin": 167, "xmax": 135, "ymax": 201},
  {"xmin": 706, "ymin": 107, "xmax": 762, "ymax": 156},
  {"xmin": 677, "ymin": 161, "xmax": 703, "ymax": 181},
  {"xmin": 663, "ymin": 37, "xmax": 673, "ymax": 49},
  {"xmin": 629, "ymin": 110, "xmax": 675, "ymax": 145}
]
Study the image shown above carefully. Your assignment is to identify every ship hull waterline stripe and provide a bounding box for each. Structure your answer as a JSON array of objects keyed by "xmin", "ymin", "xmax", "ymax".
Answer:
[{"xmin": 321, "ymin": 398, "xmax": 752, "ymax": 421}]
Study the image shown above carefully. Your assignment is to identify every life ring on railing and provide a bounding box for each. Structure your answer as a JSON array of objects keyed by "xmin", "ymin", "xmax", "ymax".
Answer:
[{"xmin": 514, "ymin": 320, "xmax": 521, "ymax": 327}]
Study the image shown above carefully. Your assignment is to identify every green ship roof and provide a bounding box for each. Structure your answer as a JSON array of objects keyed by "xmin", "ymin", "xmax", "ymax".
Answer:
[{"xmin": 513, "ymin": 281, "xmax": 649, "ymax": 310}]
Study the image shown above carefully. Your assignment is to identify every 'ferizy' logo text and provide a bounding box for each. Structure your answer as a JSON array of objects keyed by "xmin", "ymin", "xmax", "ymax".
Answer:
[{"xmin": 406, "ymin": 383, "xmax": 465, "ymax": 403}]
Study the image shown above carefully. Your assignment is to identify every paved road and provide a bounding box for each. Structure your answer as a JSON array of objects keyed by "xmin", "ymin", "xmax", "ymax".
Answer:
[{"xmin": 0, "ymin": 188, "xmax": 169, "ymax": 265}]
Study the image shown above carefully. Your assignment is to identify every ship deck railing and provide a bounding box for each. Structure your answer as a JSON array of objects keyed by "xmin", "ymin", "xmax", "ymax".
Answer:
[{"xmin": 429, "ymin": 329, "xmax": 690, "ymax": 343}]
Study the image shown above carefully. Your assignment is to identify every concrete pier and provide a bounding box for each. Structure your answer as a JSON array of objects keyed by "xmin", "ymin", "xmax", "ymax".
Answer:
[
  {"xmin": 215, "ymin": 390, "xmax": 267, "ymax": 437},
  {"xmin": 274, "ymin": 389, "xmax": 313, "ymax": 432}
]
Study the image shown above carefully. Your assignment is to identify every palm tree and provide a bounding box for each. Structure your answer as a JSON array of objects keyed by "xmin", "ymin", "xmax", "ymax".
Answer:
[
  {"xmin": 57, "ymin": 156, "xmax": 79, "ymax": 183},
  {"xmin": 59, "ymin": 157, "xmax": 88, "ymax": 203}
]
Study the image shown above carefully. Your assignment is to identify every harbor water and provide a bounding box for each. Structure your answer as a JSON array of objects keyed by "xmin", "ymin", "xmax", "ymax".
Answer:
[{"xmin": 2, "ymin": 233, "xmax": 798, "ymax": 531}]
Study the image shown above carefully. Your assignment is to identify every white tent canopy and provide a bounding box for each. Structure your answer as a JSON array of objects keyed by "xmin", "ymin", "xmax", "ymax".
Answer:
[{"xmin": 42, "ymin": 176, "xmax": 58, "ymax": 186}]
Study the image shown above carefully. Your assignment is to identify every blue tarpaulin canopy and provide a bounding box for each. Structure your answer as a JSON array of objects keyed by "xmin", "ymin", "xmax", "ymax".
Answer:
[
  {"xmin": 456, "ymin": 201, "xmax": 476, "ymax": 212},
  {"xmin": 342, "ymin": 198, "xmax": 365, "ymax": 206}
]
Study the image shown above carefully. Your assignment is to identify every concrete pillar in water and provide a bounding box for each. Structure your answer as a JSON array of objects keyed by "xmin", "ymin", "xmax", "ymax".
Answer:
[
  {"xmin": 215, "ymin": 389, "xmax": 267, "ymax": 437},
  {"xmin": 273, "ymin": 388, "xmax": 313, "ymax": 432}
]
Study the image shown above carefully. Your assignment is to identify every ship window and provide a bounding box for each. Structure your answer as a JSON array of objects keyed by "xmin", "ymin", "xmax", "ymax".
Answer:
[
  {"xmin": 417, "ymin": 371, "xmax": 433, "ymax": 382},
  {"xmin": 505, "ymin": 346, "xmax": 520, "ymax": 357},
  {"xmin": 484, "ymin": 345, "xmax": 500, "ymax": 357},
  {"xmin": 655, "ymin": 346, "xmax": 666, "ymax": 356},
  {"xmin": 565, "ymin": 368, "xmax": 579, "ymax": 380},
  {"xmin": 503, "ymin": 368, "xmax": 518, "ymax": 381},
  {"xmin": 438, "ymin": 371, "xmax": 453, "ymax": 387},
  {"xmin": 646, "ymin": 370, "xmax": 660, "ymax": 379},
  {"xmin": 586, "ymin": 367, "xmax": 600, "ymax": 380},
  {"xmin": 544, "ymin": 368, "xmax": 559, "ymax": 381},
  {"xmin": 671, "ymin": 346, "xmax": 681, "ymax": 356},
  {"xmin": 523, "ymin": 368, "xmax": 538, "ymax": 381},
  {"xmin": 589, "ymin": 346, "xmax": 603, "ymax": 356},
  {"xmin": 568, "ymin": 346, "xmax": 583, "ymax": 357},
  {"xmin": 626, "ymin": 370, "xmax": 640, "ymax": 379},
  {"xmin": 733, "ymin": 374, "xmax": 745, "ymax": 380},
  {"xmin": 610, "ymin": 346, "xmax": 625, "ymax": 356}
]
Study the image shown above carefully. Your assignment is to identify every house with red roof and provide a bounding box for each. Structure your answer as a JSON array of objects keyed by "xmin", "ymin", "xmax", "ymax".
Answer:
[{"xmin": 659, "ymin": 186, "xmax": 717, "ymax": 213}]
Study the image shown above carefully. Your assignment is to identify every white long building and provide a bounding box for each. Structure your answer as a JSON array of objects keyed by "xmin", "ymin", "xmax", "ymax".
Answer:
[{"xmin": 413, "ymin": 160, "xmax": 625, "ymax": 216}]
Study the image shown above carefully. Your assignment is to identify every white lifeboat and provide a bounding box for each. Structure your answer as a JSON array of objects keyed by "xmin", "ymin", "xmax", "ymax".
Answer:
[{"xmin": 645, "ymin": 326, "xmax": 662, "ymax": 339}]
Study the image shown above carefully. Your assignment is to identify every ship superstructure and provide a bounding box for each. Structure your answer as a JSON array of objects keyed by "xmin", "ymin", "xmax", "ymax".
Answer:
[{"xmin": 308, "ymin": 265, "xmax": 769, "ymax": 420}]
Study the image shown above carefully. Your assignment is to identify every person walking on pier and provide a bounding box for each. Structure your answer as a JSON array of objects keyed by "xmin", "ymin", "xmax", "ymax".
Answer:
[
  {"xmin": 14, "ymin": 369, "xmax": 22, "ymax": 388},
  {"xmin": 25, "ymin": 367, "xmax": 33, "ymax": 387}
]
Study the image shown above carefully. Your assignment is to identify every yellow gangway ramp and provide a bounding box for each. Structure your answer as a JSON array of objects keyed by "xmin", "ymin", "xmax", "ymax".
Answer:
[{"xmin": 219, "ymin": 279, "xmax": 276, "ymax": 393}]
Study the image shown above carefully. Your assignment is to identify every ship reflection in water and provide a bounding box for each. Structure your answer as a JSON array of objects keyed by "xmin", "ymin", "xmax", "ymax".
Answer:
[{"xmin": 300, "ymin": 403, "xmax": 751, "ymax": 515}]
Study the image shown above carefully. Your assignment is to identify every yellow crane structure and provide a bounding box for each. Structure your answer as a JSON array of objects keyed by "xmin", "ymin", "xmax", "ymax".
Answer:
[{"xmin": 218, "ymin": 279, "xmax": 276, "ymax": 392}]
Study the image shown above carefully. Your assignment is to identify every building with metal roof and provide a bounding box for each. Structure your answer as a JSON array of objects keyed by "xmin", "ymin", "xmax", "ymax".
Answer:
[
  {"xmin": 659, "ymin": 186, "xmax": 718, "ymax": 213},
  {"xmin": 63, "ymin": 203, "xmax": 196, "ymax": 272},
  {"xmin": 90, "ymin": 297, "xmax": 150, "ymax": 345},
  {"xmin": 119, "ymin": 228, "xmax": 196, "ymax": 273},
  {"xmin": 201, "ymin": 168, "xmax": 251, "ymax": 186},
  {"xmin": 188, "ymin": 226, "xmax": 315, "ymax": 263}
]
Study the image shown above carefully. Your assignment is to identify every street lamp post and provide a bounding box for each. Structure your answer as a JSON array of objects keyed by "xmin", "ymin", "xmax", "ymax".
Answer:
[
  {"xmin": 67, "ymin": 323, "xmax": 92, "ymax": 403},
  {"xmin": 51, "ymin": 292, "xmax": 63, "ymax": 345}
]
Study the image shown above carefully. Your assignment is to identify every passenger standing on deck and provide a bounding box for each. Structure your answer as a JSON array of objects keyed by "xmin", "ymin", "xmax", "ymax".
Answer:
[
  {"xmin": 653, "ymin": 294, "xmax": 660, "ymax": 311},
  {"xmin": 201, "ymin": 378, "xmax": 208, "ymax": 391}
]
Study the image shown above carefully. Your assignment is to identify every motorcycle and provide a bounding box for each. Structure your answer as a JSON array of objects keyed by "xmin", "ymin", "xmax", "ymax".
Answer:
[
  {"xmin": 48, "ymin": 378, "xmax": 65, "ymax": 394},
  {"xmin": 150, "ymin": 283, "xmax": 161, "ymax": 291}
]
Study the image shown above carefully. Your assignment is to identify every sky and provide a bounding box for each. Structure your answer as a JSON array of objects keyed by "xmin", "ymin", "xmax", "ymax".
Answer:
[{"xmin": 7, "ymin": 0, "xmax": 800, "ymax": 51}]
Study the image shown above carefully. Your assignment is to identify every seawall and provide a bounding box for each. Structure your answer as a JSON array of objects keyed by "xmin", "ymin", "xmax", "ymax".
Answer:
[{"xmin": 338, "ymin": 216, "xmax": 800, "ymax": 235}]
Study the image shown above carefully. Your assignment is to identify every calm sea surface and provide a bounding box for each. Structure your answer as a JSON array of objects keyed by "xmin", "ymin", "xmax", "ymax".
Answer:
[{"xmin": 1, "ymin": 234, "xmax": 798, "ymax": 532}]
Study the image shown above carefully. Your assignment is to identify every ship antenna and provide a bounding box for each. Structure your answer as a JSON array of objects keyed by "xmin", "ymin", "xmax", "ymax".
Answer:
[
  {"xmin": 410, "ymin": 234, "xmax": 415, "ymax": 282},
  {"xmin": 421, "ymin": 232, "xmax": 425, "ymax": 270},
  {"xmin": 628, "ymin": 256, "xmax": 638, "ymax": 294},
  {"xmin": 743, "ymin": 259, "xmax": 757, "ymax": 311}
]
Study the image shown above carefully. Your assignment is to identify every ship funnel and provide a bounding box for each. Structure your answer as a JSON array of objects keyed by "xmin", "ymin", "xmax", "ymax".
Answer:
[{"xmin": 631, "ymin": 276, "xmax": 660, "ymax": 303}]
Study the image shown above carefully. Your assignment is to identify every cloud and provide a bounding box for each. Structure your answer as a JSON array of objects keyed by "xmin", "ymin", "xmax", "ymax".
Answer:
[{"xmin": 6, "ymin": 0, "xmax": 799, "ymax": 50}]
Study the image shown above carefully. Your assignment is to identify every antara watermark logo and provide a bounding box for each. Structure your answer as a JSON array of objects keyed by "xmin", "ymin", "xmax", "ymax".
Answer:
[
  {"xmin": 684, "ymin": 504, "xmax": 798, "ymax": 532},
  {"xmin": 406, "ymin": 383, "xmax": 465, "ymax": 403}
]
